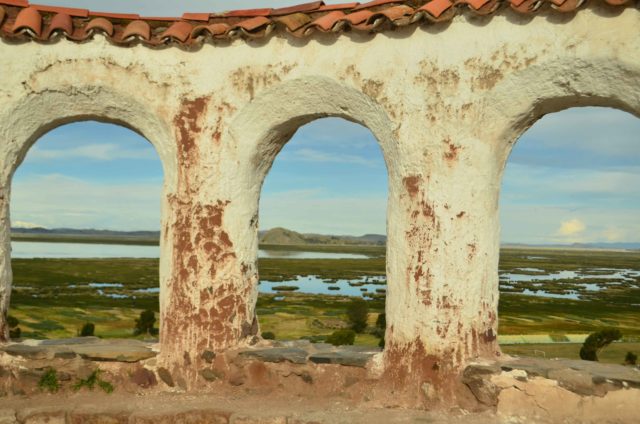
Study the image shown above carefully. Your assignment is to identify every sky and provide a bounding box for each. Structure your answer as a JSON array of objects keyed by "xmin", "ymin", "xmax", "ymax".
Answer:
[{"xmin": 8, "ymin": 2, "xmax": 640, "ymax": 243}]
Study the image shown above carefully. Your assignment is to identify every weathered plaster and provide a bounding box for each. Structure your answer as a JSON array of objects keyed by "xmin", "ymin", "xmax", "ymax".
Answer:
[{"xmin": 0, "ymin": 5, "xmax": 638, "ymax": 398}]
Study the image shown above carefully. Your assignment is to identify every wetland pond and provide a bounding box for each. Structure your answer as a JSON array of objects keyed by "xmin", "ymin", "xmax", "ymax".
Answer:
[
  {"xmin": 10, "ymin": 242, "xmax": 640, "ymax": 302},
  {"xmin": 11, "ymin": 241, "xmax": 369, "ymax": 260}
]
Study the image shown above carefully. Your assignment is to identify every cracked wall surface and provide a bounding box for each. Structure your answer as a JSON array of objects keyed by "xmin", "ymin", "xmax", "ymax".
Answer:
[{"xmin": 0, "ymin": 4, "xmax": 638, "ymax": 399}]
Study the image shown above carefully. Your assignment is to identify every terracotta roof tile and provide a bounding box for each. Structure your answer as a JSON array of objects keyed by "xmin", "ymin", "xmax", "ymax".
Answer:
[
  {"xmin": 13, "ymin": 6, "xmax": 41, "ymax": 37},
  {"xmin": 181, "ymin": 12, "xmax": 210, "ymax": 22},
  {"xmin": 31, "ymin": 4, "xmax": 89, "ymax": 18},
  {"xmin": 353, "ymin": 0, "xmax": 403, "ymax": 11},
  {"xmin": 85, "ymin": 17, "xmax": 114, "ymax": 37},
  {"xmin": 509, "ymin": 0, "xmax": 543, "ymax": 12},
  {"xmin": 89, "ymin": 11, "xmax": 139, "ymax": 20},
  {"xmin": 0, "ymin": 0, "xmax": 632, "ymax": 46},
  {"xmin": 122, "ymin": 20, "xmax": 151, "ymax": 41},
  {"xmin": 375, "ymin": 4, "xmax": 414, "ymax": 20},
  {"xmin": 234, "ymin": 16, "xmax": 272, "ymax": 32},
  {"xmin": 419, "ymin": 0, "xmax": 454, "ymax": 18},
  {"xmin": 192, "ymin": 23, "xmax": 230, "ymax": 38},
  {"xmin": 549, "ymin": 0, "xmax": 585, "ymax": 12},
  {"xmin": 317, "ymin": 3, "xmax": 359, "ymax": 11},
  {"xmin": 45, "ymin": 12, "xmax": 72, "ymax": 38},
  {"xmin": 344, "ymin": 9, "xmax": 374, "ymax": 25},
  {"xmin": 161, "ymin": 20, "xmax": 193, "ymax": 43},
  {"xmin": 307, "ymin": 10, "xmax": 347, "ymax": 31},
  {"xmin": 222, "ymin": 8, "xmax": 272, "ymax": 18},
  {"xmin": 0, "ymin": 0, "xmax": 28, "ymax": 7},
  {"xmin": 458, "ymin": 0, "xmax": 493, "ymax": 10},
  {"xmin": 275, "ymin": 12, "xmax": 312, "ymax": 31},
  {"xmin": 271, "ymin": 1, "xmax": 324, "ymax": 16}
]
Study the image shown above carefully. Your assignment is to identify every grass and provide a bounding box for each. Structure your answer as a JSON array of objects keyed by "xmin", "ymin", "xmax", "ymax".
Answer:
[
  {"xmin": 501, "ymin": 342, "xmax": 640, "ymax": 365},
  {"xmin": 7, "ymin": 246, "xmax": 640, "ymax": 363}
]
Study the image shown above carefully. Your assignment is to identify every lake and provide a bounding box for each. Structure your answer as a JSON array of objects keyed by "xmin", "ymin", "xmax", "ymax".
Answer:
[{"xmin": 10, "ymin": 241, "xmax": 369, "ymax": 259}]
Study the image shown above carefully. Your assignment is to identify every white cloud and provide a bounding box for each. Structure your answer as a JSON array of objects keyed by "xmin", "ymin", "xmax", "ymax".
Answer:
[
  {"xmin": 28, "ymin": 143, "xmax": 157, "ymax": 162},
  {"xmin": 11, "ymin": 174, "xmax": 162, "ymax": 231},
  {"xmin": 280, "ymin": 148, "xmax": 378, "ymax": 167},
  {"xmin": 557, "ymin": 219, "xmax": 586, "ymax": 237},
  {"xmin": 12, "ymin": 220, "xmax": 46, "ymax": 229}
]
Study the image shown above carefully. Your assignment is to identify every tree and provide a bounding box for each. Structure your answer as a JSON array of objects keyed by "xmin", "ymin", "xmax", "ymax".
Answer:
[
  {"xmin": 7, "ymin": 315, "xmax": 21, "ymax": 339},
  {"xmin": 579, "ymin": 328, "xmax": 622, "ymax": 361},
  {"xmin": 262, "ymin": 331, "xmax": 275, "ymax": 340},
  {"xmin": 375, "ymin": 312, "xmax": 386, "ymax": 347},
  {"xmin": 625, "ymin": 352, "xmax": 637, "ymax": 366},
  {"xmin": 80, "ymin": 322, "xmax": 95, "ymax": 337},
  {"xmin": 325, "ymin": 329, "xmax": 355, "ymax": 346},
  {"xmin": 346, "ymin": 298, "xmax": 369, "ymax": 333},
  {"xmin": 134, "ymin": 310, "xmax": 157, "ymax": 336}
]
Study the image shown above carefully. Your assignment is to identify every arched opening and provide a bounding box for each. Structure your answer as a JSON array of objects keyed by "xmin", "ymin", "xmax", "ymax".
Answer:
[
  {"xmin": 256, "ymin": 117, "xmax": 388, "ymax": 347},
  {"xmin": 7, "ymin": 121, "xmax": 164, "ymax": 342},
  {"xmin": 498, "ymin": 106, "xmax": 640, "ymax": 363}
]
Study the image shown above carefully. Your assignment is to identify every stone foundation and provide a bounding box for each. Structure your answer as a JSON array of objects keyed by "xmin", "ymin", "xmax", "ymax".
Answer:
[{"xmin": 1, "ymin": 338, "xmax": 639, "ymax": 422}]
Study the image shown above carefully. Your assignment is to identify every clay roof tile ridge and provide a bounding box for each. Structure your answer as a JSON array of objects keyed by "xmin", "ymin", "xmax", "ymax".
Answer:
[
  {"xmin": 13, "ymin": 6, "xmax": 42, "ymax": 38},
  {"xmin": 45, "ymin": 12, "xmax": 73, "ymax": 39},
  {"xmin": 122, "ymin": 19, "xmax": 151, "ymax": 42}
]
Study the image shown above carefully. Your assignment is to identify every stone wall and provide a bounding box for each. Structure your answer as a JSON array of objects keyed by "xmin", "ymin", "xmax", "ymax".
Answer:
[{"xmin": 0, "ymin": 3, "xmax": 638, "ymax": 401}]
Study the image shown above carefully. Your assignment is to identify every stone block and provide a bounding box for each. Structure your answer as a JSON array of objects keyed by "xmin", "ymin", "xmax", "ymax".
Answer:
[
  {"xmin": 238, "ymin": 348, "xmax": 308, "ymax": 365},
  {"xmin": 68, "ymin": 411, "xmax": 130, "ymax": 424},
  {"xmin": 308, "ymin": 351, "xmax": 373, "ymax": 368},
  {"xmin": 131, "ymin": 410, "xmax": 231, "ymax": 424},
  {"xmin": 156, "ymin": 367, "xmax": 174, "ymax": 387}
]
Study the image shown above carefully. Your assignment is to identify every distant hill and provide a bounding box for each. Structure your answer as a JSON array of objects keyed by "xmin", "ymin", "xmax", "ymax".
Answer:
[
  {"xmin": 259, "ymin": 227, "xmax": 308, "ymax": 245},
  {"xmin": 503, "ymin": 242, "xmax": 640, "ymax": 251},
  {"xmin": 11, "ymin": 226, "xmax": 639, "ymax": 250},
  {"xmin": 259, "ymin": 227, "xmax": 386, "ymax": 246},
  {"xmin": 12, "ymin": 227, "xmax": 160, "ymax": 238}
]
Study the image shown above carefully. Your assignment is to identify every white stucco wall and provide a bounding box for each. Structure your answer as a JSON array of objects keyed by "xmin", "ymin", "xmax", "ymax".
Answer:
[{"xmin": 0, "ymin": 4, "xmax": 638, "ymax": 393}]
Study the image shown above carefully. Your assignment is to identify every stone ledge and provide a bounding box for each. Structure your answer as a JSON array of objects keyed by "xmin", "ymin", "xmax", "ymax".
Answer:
[
  {"xmin": 236, "ymin": 341, "xmax": 381, "ymax": 368},
  {"xmin": 463, "ymin": 356, "xmax": 640, "ymax": 403},
  {"xmin": 1, "ymin": 338, "xmax": 156, "ymax": 363}
]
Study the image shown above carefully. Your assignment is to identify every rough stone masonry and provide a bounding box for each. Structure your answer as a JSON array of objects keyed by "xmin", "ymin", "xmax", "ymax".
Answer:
[{"xmin": 0, "ymin": 0, "xmax": 638, "ymax": 405}]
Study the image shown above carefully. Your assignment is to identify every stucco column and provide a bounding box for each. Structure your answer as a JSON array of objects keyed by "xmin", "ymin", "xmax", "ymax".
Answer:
[
  {"xmin": 383, "ymin": 128, "xmax": 501, "ymax": 401},
  {"xmin": 0, "ymin": 184, "xmax": 11, "ymax": 343},
  {"xmin": 159, "ymin": 98, "xmax": 257, "ymax": 381}
]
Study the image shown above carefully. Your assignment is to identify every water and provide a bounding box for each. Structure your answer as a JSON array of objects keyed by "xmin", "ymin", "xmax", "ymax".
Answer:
[
  {"xmin": 260, "ymin": 275, "xmax": 386, "ymax": 297},
  {"xmin": 11, "ymin": 241, "xmax": 159, "ymax": 258},
  {"xmin": 258, "ymin": 249, "xmax": 370, "ymax": 259},
  {"xmin": 500, "ymin": 269, "xmax": 640, "ymax": 283},
  {"xmin": 11, "ymin": 241, "xmax": 370, "ymax": 260}
]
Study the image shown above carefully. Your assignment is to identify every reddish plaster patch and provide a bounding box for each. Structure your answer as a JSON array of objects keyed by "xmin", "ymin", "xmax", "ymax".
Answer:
[
  {"xmin": 382, "ymin": 338, "xmax": 469, "ymax": 407},
  {"xmin": 443, "ymin": 138, "xmax": 460, "ymax": 163},
  {"xmin": 403, "ymin": 175, "xmax": 420, "ymax": 197},
  {"xmin": 174, "ymin": 97, "xmax": 208, "ymax": 170},
  {"xmin": 467, "ymin": 243, "xmax": 477, "ymax": 260},
  {"xmin": 162, "ymin": 195, "xmax": 253, "ymax": 374}
]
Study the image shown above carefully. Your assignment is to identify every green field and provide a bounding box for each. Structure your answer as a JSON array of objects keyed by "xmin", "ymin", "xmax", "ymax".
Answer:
[{"xmin": 7, "ymin": 247, "xmax": 640, "ymax": 364}]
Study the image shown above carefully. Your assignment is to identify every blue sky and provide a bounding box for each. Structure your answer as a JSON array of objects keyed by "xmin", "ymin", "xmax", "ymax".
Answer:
[{"xmin": 9, "ymin": 2, "xmax": 640, "ymax": 243}]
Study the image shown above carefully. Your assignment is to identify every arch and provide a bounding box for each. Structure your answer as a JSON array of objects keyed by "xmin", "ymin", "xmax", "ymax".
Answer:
[
  {"xmin": 0, "ymin": 87, "xmax": 176, "ymax": 189},
  {"xmin": 0, "ymin": 81, "xmax": 176, "ymax": 342},
  {"xmin": 484, "ymin": 55, "xmax": 640, "ymax": 172},
  {"xmin": 223, "ymin": 75, "xmax": 399, "ymax": 348}
]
